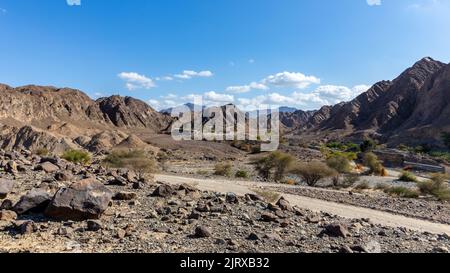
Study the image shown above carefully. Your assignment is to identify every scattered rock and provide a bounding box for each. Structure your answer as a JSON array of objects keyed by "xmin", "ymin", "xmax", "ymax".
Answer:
[
  {"xmin": 0, "ymin": 210, "xmax": 17, "ymax": 221},
  {"xmin": 13, "ymin": 189, "xmax": 52, "ymax": 214},
  {"xmin": 226, "ymin": 192, "xmax": 239, "ymax": 204},
  {"xmin": 35, "ymin": 162, "xmax": 59, "ymax": 173},
  {"xmin": 113, "ymin": 191, "xmax": 137, "ymax": 201},
  {"xmin": 260, "ymin": 212, "xmax": 278, "ymax": 222},
  {"xmin": 55, "ymin": 172, "xmax": 72, "ymax": 181},
  {"xmin": 45, "ymin": 178, "xmax": 113, "ymax": 221},
  {"xmin": 276, "ymin": 197, "xmax": 292, "ymax": 211},
  {"xmin": 323, "ymin": 223, "xmax": 350, "ymax": 238},
  {"xmin": 0, "ymin": 199, "xmax": 13, "ymax": 210},
  {"xmin": 152, "ymin": 184, "xmax": 174, "ymax": 198},
  {"xmin": 0, "ymin": 178, "xmax": 15, "ymax": 199},
  {"xmin": 17, "ymin": 221, "xmax": 37, "ymax": 235},
  {"xmin": 194, "ymin": 226, "xmax": 212, "ymax": 238},
  {"xmin": 86, "ymin": 220, "xmax": 103, "ymax": 231}
]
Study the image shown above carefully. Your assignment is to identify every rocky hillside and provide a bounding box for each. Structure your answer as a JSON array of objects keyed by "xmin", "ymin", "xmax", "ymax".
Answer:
[
  {"xmin": 282, "ymin": 57, "xmax": 450, "ymax": 147},
  {"xmin": 0, "ymin": 84, "xmax": 172, "ymax": 153}
]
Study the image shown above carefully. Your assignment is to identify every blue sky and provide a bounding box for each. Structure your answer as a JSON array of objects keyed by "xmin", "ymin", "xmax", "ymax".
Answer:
[{"xmin": 0, "ymin": 0, "xmax": 449, "ymax": 111}]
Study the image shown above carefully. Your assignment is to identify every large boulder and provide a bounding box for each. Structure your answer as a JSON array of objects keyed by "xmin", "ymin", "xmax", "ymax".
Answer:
[
  {"xmin": 45, "ymin": 178, "xmax": 113, "ymax": 221},
  {"xmin": 0, "ymin": 179, "xmax": 15, "ymax": 199},
  {"xmin": 13, "ymin": 189, "xmax": 52, "ymax": 214}
]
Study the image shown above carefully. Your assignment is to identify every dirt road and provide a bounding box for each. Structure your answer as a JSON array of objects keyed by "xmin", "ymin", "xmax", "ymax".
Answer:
[{"xmin": 155, "ymin": 174, "xmax": 450, "ymax": 235}]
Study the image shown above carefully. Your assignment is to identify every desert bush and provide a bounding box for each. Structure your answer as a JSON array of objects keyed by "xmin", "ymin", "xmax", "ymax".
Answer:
[
  {"xmin": 289, "ymin": 160, "xmax": 337, "ymax": 187},
  {"xmin": 196, "ymin": 170, "xmax": 209, "ymax": 176},
  {"xmin": 354, "ymin": 181, "xmax": 371, "ymax": 190},
  {"xmin": 341, "ymin": 174, "xmax": 360, "ymax": 188},
  {"xmin": 62, "ymin": 149, "xmax": 91, "ymax": 164},
  {"xmin": 283, "ymin": 179, "xmax": 297, "ymax": 185},
  {"xmin": 417, "ymin": 174, "xmax": 450, "ymax": 201},
  {"xmin": 385, "ymin": 186, "xmax": 419, "ymax": 199},
  {"xmin": 35, "ymin": 148, "xmax": 49, "ymax": 156},
  {"xmin": 235, "ymin": 170, "xmax": 249, "ymax": 179},
  {"xmin": 254, "ymin": 151, "xmax": 295, "ymax": 181},
  {"xmin": 375, "ymin": 183, "xmax": 390, "ymax": 191},
  {"xmin": 363, "ymin": 152, "xmax": 384, "ymax": 176},
  {"xmin": 214, "ymin": 162, "xmax": 233, "ymax": 177},
  {"xmin": 360, "ymin": 138, "xmax": 377, "ymax": 153},
  {"xmin": 253, "ymin": 189, "xmax": 280, "ymax": 203},
  {"xmin": 326, "ymin": 155, "xmax": 352, "ymax": 174},
  {"xmin": 103, "ymin": 149, "xmax": 156, "ymax": 175},
  {"xmin": 398, "ymin": 171, "xmax": 418, "ymax": 182}
]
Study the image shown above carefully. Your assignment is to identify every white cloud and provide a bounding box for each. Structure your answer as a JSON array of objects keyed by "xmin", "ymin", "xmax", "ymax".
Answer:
[
  {"xmin": 226, "ymin": 82, "xmax": 269, "ymax": 94},
  {"xmin": 67, "ymin": 0, "xmax": 81, "ymax": 6},
  {"xmin": 155, "ymin": 76, "xmax": 173, "ymax": 81},
  {"xmin": 203, "ymin": 91, "xmax": 234, "ymax": 103},
  {"xmin": 262, "ymin": 72, "xmax": 321, "ymax": 89},
  {"xmin": 367, "ymin": 0, "xmax": 381, "ymax": 6},
  {"xmin": 236, "ymin": 84, "xmax": 369, "ymax": 111},
  {"xmin": 118, "ymin": 72, "xmax": 156, "ymax": 90},
  {"xmin": 174, "ymin": 70, "xmax": 214, "ymax": 80}
]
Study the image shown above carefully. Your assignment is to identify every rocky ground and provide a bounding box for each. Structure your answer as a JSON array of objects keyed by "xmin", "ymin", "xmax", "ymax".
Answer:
[
  {"xmin": 1, "ymin": 150, "xmax": 449, "ymax": 253},
  {"xmin": 267, "ymin": 186, "xmax": 450, "ymax": 225}
]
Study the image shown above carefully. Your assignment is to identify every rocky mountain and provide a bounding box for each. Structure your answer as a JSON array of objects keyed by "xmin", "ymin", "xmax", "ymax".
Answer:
[
  {"xmin": 0, "ymin": 84, "xmax": 172, "ymax": 153},
  {"xmin": 282, "ymin": 57, "xmax": 450, "ymax": 147}
]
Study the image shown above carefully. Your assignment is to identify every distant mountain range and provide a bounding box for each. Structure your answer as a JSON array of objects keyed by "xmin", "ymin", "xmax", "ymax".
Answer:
[{"xmin": 0, "ymin": 57, "xmax": 448, "ymax": 153}]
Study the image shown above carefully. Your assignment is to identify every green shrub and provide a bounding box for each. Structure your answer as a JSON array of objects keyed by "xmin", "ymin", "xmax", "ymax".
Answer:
[
  {"xmin": 417, "ymin": 174, "xmax": 450, "ymax": 201},
  {"xmin": 35, "ymin": 148, "xmax": 49, "ymax": 156},
  {"xmin": 214, "ymin": 162, "xmax": 233, "ymax": 177},
  {"xmin": 326, "ymin": 155, "xmax": 352, "ymax": 174},
  {"xmin": 360, "ymin": 138, "xmax": 377, "ymax": 153},
  {"xmin": 62, "ymin": 149, "xmax": 91, "ymax": 164},
  {"xmin": 253, "ymin": 151, "xmax": 295, "ymax": 181},
  {"xmin": 398, "ymin": 171, "xmax": 418, "ymax": 182},
  {"xmin": 289, "ymin": 160, "xmax": 337, "ymax": 187},
  {"xmin": 385, "ymin": 186, "xmax": 419, "ymax": 198},
  {"xmin": 363, "ymin": 152, "xmax": 384, "ymax": 176},
  {"xmin": 103, "ymin": 149, "xmax": 156, "ymax": 174},
  {"xmin": 428, "ymin": 151, "xmax": 450, "ymax": 163},
  {"xmin": 235, "ymin": 170, "xmax": 249, "ymax": 179}
]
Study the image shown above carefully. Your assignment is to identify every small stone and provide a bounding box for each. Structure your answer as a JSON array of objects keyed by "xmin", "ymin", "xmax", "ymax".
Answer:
[
  {"xmin": 19, "ymin": 221, "xmax": 37, "ymax": 235},
  {"xmin": 276, "ymin": 197, "xmax": 292, "ymax": 211},
  {"xmin": 307, "ymin": 215, "xmax": 322, "ymax": 224},
  {"xmin": 0, "ymin": 178, "xmax": 15, "ymax": 199},
  {"xmin": 152, "ymin": 184, "xmax": 174, "ymax": 197},
  {"xmin": 116, "ymin": 229, "xmax": 126, "ymax": 239},
  {"xmin": 113, "ymin": 191, "xmax": 137, "ymax": 201},
  {"xmin": 86, "ymin": 220, "xmax": 103, "ymax": 231},
  {"xmin": 0, "ymin": 199, "xmax": 13, "ymax": 210},
  {"xmin": 55, "ymin": 172, "xmax": 72, "ymax": 181},
  {"xmin": 35, "ymin": 162, "xmax": 59, "ymax": 173},
  {"xmin": 260, "ymin": 212, "xmax": 278, "ymax": 222},
  {"xmin": 226, "ymin": 192, "xmax": 239, "ymax": 204},
  {"xmin": 433, "ymin": 246, "xmax": 449, "ymax": 253},
  {"xmin": 264, "ymin": 233, "xmax": 282, "ymax": 241},
  {"xmin": 194, "ymin": 226, "xmax": 211, "ymax": 238},
  {"xmin": 323, "ymin": 223, "xmax": 350, "ymax": 238},
  {"xmin": 247, "ymin": 233, "xmax": 261, "ymax": 241},
  {"xmin": 0, "ymin": 210, "xmax": 17, "ymax": 221}
]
